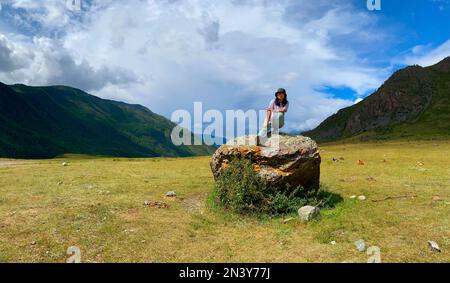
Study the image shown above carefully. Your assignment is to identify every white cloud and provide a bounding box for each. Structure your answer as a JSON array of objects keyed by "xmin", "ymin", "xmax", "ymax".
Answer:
[
  {"xmin": 354, "ymin": 98, "xmax": 364, "ymax": 104},
  {"xmin": 0, "ymin": 0, "xmax": 394, "ymax": 133},
  {"xmin": 401, "ymin": 39, "xmax": 450, "ymax": 67},
  {"xmin": 0, "ymin": 33, "xmax": 32, "ymax": 71}
]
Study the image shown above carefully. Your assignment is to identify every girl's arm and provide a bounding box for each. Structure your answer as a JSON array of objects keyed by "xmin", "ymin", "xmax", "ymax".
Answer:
[
  {"xmin": 272, "ymin": 108, "xmax": 288, "ymax": 113},
  {"xmin": 263, "ymin": 100, "xmax": 275, "ymax": 127}
]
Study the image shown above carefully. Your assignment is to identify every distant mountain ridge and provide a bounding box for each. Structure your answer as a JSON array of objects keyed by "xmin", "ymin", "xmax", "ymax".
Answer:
[
  {"xmin": 304, "ymin": 57, "xmax": 450, "ymax": 142},
  {"xmin": 0, "ymin": 83, "xmax": 216, "ymax": 158}
]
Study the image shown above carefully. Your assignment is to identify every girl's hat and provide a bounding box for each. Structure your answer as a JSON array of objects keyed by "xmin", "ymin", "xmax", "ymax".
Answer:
[{"xmin": 275, "ymin": 88, "xmax": 287, "ymax": 95}]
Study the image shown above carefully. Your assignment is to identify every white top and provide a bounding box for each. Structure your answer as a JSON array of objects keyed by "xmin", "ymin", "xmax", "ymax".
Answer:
[{"xmin": 268, "ymin": 99, "xmax": 289, "ymax": 112}]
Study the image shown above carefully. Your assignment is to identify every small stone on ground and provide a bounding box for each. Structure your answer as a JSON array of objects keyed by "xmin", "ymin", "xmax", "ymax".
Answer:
[
  {"xmin": 355, "ymin": 239, "xmax": 366, "ymax": 252},
  {"xmin": 428, "ymin": 240, "xmax": 441, "ymax": 252},
  {"xmin": 166, "ymin": 191, "xmax": 177, "ymax": 197},
  {"xmin": 298, "ymin": 206, "xmax": 320, "ymax": 222}
]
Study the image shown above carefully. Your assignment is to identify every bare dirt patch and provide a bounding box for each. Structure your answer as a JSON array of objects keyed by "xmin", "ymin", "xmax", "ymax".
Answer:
[
  {"xmin": 118, "ymin": 209, "xmax": 140, "ymax": 222},
  {"xmin": 180, "ymin": 192, "xmax": 207, "ymax": 214},
  {"xmin": 0, "ymin": 160, "xmax": 30, "ymax": 168}
]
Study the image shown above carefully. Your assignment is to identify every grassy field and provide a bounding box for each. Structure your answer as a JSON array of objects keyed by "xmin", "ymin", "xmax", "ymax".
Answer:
[{"xmin": 0, "ymin": 141, "xmax": 448, "ymax": 263}]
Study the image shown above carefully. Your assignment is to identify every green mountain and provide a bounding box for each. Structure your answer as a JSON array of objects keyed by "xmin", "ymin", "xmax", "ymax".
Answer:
[
  {"xmin": 0, "ymin": 82, "xmax": 216, "ymax": 158},
  {"xmin": 304, "ymin": 56, "xmax": 450, "ymax": 142}
]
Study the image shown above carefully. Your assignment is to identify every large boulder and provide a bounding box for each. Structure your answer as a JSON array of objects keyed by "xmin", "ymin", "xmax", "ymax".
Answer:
[{"xmin": 210, "ymin": 134, "xmax": 321, "ymax": 191}]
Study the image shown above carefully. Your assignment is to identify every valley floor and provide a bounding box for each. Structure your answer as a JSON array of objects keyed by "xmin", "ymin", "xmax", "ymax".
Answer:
[{"xmin": 0, "ymin": 141, "xmax": 448, "ymax": 263}]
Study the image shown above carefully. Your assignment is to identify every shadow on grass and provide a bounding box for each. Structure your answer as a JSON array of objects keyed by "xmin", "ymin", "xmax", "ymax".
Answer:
[
  {"xmin": 315, "ymin": 185, "xmax": 345, "ymax": 209},
  {"xmin": 207, "ymin": 181, "xmax": 344, "ymax": 219}
]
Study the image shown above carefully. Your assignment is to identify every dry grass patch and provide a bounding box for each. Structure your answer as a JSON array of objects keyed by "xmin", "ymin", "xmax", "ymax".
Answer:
[{"xmin": 0, "ymin": 140, "xmax": 448, "ymax": 262}]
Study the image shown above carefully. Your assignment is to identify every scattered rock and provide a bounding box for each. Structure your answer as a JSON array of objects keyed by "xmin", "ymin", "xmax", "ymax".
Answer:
[
  {"xmin": 428, "ymin": 240, "xmax": 441, "ymax": 252},
  {"xmin": 350, "ymin": 195, "xmax": 357, "ymax": 199},
  {"xmin": 417, "ymin": 161, "xmax": 424, "ymax": 166},
  {"xmin": 31, "ymin": 241, "xmax": 37, "ymax": 246},
  {"xmin": 210, "ymin": 134, "xmax": 321, "ymax": 191},
  {"xmin": 355, "ymin": 239, "xmax": 366, "ymax": 252},
  {"xmin": 166, "ymin": 191, "xmax": 177, "ymax": 197},
  {"xmin": 358, "ymin": 196, "xmax": 367, "ymax": 201},
  {"xmin": 283, "ymin": 217, "xmax": 294, "ymax": 224},
  {"xmin": 144, "ymin": 200, "xmax": 169, "ymax": 209},
  {"xmin": 57, "ymin": 181, "xmax": 63, "ymax": 186},
  {"xmin": 298, "ymin": 205, "xmax": 320, "ymax": 222},
  {"xmin": 62, "ymin": 162, "xmax": 68, "ymax": 166},
  {"xmin": 330, "ymin": 241, "xmax": 337, "ymax": 245}
]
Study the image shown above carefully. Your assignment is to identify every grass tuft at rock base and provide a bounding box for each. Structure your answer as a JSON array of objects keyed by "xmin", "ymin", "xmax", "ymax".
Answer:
[{"xmin": 209, "ymin": 157, "xmax": 343, "ymax": 216}]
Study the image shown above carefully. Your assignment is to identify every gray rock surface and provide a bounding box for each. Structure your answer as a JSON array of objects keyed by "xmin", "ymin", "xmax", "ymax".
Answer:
[
  {"xmin": 355, "ymin": 239, "xmax": 366, "ymax": 252},
  {"xmin": 210, "ymin": 134, "xmax": 321, "ymax": 191},
  {"xmin": 166, "ymin": 191, "xmax": 177, "ymax": 197},
  {"xmin": 298, "ymin": 205, "xmax": 321, "ymax": 222},
  {"xmin": 428, "ymin": 240, "xmax": 441, "ymax": 252}
]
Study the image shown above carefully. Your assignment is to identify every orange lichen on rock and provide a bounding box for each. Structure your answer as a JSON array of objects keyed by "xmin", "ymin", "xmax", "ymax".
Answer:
[
  {"xmin": 235, "ymin": 146, "xmax": 261, "ymax": 156},
  {"xmin": 222, "ymin": 159, "xmax": 229, "ymax": 169},
  {"xmin": 210, "ymin": 135, "xmax": 321, "ymax": 191},
  {"xmin": 253, "ymin": 164, "xmax": 261, "ymax": 172}
]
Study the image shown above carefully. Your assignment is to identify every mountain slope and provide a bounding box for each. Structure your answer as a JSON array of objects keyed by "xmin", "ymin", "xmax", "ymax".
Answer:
[
  {"xmin": 304, "ymin": 57, "xmax": 450, "ymax": 142},
  {"xmin": 0, "ymin": 83, "xmax": 216, "ymax": 158}
]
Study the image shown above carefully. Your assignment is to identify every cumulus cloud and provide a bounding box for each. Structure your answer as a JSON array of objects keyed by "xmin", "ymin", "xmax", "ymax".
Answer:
[
  {"xmin": 401, "ymin": 39, "xmax": 450, "ymax": 67},
  {"xmin": 31, "ymin": 37, "xmax": 139, "ymax": 90},
  {"xmin": 0, "ymin": 33, "xmax": 138, "ymax": 91},
  {"xmin": 0, "ymin": 0, "xmax": 399, "ymax": 133},
  {"xmin": 0, "ymin": 33, "xmax": 32, "ymax": 71}
]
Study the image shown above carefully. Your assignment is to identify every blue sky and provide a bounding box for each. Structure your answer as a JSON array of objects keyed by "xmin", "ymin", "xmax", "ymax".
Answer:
[{"xmin": 0, "ymin": 0, "xmax": 449, "ymax": 134}]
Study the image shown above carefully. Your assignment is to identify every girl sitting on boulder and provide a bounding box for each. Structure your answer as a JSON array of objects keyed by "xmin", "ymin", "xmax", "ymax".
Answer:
[{"xmin": 258, "ymin": 88, "xmax": 289, "ymax": 143}]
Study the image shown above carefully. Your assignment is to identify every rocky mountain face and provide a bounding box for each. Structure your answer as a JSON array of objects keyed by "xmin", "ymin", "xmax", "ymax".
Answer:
[{"xmin": 304, "ymin": 56, "xmax": 450, "ymax": 142}]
